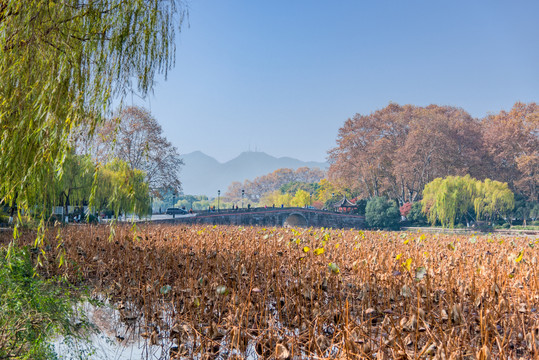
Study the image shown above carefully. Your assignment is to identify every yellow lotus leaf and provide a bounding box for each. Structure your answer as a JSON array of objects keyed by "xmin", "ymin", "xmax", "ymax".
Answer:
[
  {"xmin": 314, "ymin": 248, "xmax": 325, "ymax": 255},
  {"xmin": 402, "ymin": 258, "xmax": 412, "ymax": 271},
  {"xmin": 303, "ymin": 246, "xmax": 310, "ymax": 253}
]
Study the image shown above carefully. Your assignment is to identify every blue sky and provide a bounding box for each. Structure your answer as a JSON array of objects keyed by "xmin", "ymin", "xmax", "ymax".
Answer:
[{"xmin": 133, "ymin": 0, "xmax": 539, "ymax": 163}]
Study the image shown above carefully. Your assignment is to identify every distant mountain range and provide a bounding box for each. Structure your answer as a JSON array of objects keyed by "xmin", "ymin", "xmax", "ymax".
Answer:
[{"xmin": 180, "ymin": 151, "xmax": 328, "ymax": 195}]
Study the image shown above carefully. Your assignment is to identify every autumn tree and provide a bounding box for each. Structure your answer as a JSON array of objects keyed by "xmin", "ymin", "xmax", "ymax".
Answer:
[
  {"xmin": 328, "ymin": 103, "xmax": 484, "ymax": 205},
  {"xmin": 315, "ymin": 179, "xmax": 338, "ymax": 204},
  {"xmin": 92, "ymin": 106, "xmax": 183, "ymax": 197},
  {"xmin": 328, "ymin": 104, "xmax": 402, "ymax": 199},
  {"xmin": 225, "ymin": 167, "xmax": 325, "ymax": 204},
  {"xmin": 261, "ymin": 191, "xmax": 293, "ymax": 208},
  {"xmin": 290, "ymin": 189, "xmax": 312, "ymax": 207},
  {"xmin": 481, "ymin": 102, "xmax": 538, "ymax": 201},
  {"xmin": 393, "ymin": 105, "xmax": 484, "ymax": 203},
  {"xmin": 0, "ymin": 0, "xmax": 186, "ymax": 239},
  {"xmin": 224, "ymin": 181, "xmax": 244, "ymax": 205},
  {"xmin": 280, "ymin": 182, "xmax": 319, "ymax": 197}
]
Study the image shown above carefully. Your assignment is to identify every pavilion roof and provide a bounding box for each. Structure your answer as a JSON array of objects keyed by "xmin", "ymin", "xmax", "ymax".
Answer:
[{"xmin": 334, "ymin": 195, "xmax": 356, "ymax": 208}]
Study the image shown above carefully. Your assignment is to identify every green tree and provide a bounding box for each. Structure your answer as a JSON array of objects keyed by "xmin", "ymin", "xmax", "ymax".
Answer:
[
  {"xmin": 94, "ymin": 159, "xmax": 151, "ymax": 219},
  {"xmin": 290, "ymin": 189, "xmax": 311, "ymax": 207},
  {"xmin": 54, "ymin": 152, "xmax": 95, "ymax": 217},
  {"xmin": 407, "ymin": 201, "xmax": 427, "ymax": 225},
  {"xmin": 530, "ymin": 203, "xmax": 539, "ymax": 222},
  {"xmin": 422, "ymin": 175, "xmax": 477, "ymax": 227},
  {"xmin": 0, "ymin": 0, "xmax": 185, "ymax": 240},
  {"xmin": 365, "ymin": 197, "xmax": 400, "ymax": 230},
  {"xmin": 473, "ymin": 178, "xmax": 514, "ymax": 221},
  {"xmin": 422, "ymin": 175, "xmax": 514, "ymax": 227}
]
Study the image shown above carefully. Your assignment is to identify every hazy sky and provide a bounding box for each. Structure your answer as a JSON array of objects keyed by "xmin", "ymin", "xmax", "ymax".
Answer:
[{"xmin": 132, "ymin": 0, "xmax": 539, "ymax": 163}]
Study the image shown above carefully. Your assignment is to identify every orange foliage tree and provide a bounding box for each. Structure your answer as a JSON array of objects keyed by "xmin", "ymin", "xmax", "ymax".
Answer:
[
  {"xmin": 481, "ymin": 102, "xmax": 538, "ymax": 201},
  {"xmin": 225, "ymin": 167, "xmax": 325, "ymax": 204},
  {"xmin": 328, "ymin": 103, "xmax": 485, "ymax": 205}
]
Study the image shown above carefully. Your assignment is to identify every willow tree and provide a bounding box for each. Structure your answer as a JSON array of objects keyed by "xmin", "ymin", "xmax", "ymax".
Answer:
[
  {"xmin": 422, "ymin": 175, "xmax": 514, "ymax": 227},
  {"xmin": 422, "ymin": 175, "xmax": 477, "ymax": 227},
  {"xmin": 473, "ymin": 179, "xmax": 514, "ymax": 221},
  {"xmin": 94, "ymin": 159, "xmax": 151, "ymax": 219},
  {"xmin": 0, "ymin": 1, "xmax": 186, "ymax": 242}
]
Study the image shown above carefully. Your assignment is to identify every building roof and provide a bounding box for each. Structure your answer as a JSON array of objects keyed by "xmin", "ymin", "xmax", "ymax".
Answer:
[{"xmin": 334, "ymin": 195, "xmax": 357, "ymax": 208}]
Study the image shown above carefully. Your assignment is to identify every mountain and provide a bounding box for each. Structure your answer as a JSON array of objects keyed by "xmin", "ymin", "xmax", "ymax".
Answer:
[{"xmin": 180, "ymin": 151, "xmax": 328, "ymax": 195}]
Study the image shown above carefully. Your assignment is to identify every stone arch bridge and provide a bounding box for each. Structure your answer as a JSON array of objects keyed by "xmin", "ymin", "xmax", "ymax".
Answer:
[{"xmin": 155, "ymin": 207, "xmax": 365, "ymax": 229}]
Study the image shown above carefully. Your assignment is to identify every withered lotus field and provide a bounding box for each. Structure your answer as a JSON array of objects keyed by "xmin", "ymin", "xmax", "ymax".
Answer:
[{"xmin": 3, "ymin": 225, "xmax": 538, "ymax": 359}]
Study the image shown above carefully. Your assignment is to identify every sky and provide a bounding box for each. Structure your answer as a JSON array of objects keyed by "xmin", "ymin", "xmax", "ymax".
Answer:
[{"xmin": 133, "ymin": 0, "xmax": 539, "ymax": 163}]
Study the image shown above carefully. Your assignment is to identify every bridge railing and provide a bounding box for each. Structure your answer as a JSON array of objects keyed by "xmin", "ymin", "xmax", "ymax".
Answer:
[{"xmin": 193, "ymin": 206, "xmax": 364, "ymax": 217}]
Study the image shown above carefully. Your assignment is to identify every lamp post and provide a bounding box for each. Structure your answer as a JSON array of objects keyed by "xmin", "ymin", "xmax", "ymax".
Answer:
[
  {"xmin": 331, "ymin": 192, "xmax": 335, "ymax": 212},
  {"xmin": 241, "ymin": 189, "xmax": 245, "ymax": 209},
  {"xmin": 172, "ymin": 191, "xmax": 177, "ymax": 219},
  {"xmin": 217, "ymin": 190, "xmax": 220, "ymax": 212}
]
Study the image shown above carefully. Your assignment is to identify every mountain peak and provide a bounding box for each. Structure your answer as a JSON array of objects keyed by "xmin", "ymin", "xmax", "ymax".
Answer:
[{"xmin": 181, "ymin": 151, "xmax": 327, "ymax": 195}]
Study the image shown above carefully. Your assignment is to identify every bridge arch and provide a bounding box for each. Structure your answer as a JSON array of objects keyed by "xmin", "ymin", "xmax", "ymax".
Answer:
[{"xmin": 283, "ymin": 212, "xmax": 308, "ymax": 228}]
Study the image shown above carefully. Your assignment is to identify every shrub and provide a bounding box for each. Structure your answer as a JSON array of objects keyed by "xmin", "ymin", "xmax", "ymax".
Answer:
[
  {"xmin": 365, "ymin": 197, "xmax": 400, "ymax": 230},
  {"xmin": 407, "ymin": 202, "xmax": 428, "ymax": 225},
  {"xmin": 400, "ymin": 202, "xmax": 412, "ymax": 217},
  {"xmin": 86, "ymin": 214, "xmax": 99, "ymax": 224},
  {"xmin": 0, "ymin": 246, "xmax": 90, "ymax": 359},
  {"xmin": 0, "ymin": 214, "xmax": 10, "ymax": 225},
  {"xmin": 353, "ymin": 199, "xmax": 367, "ymax": 216}
]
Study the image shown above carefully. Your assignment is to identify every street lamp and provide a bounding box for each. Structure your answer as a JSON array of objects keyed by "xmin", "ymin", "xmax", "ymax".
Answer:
[
  {"xmin": 172, "ymin": 191, "xmax": 177, "ymax": 219},
  {"xmin": 241, "ymin": 189, "xmax": 245, "ymax": 209},
  {"xmin": 217, "ymin": 190, "xmax": 220, "ymax": 212},
  {"xmin": 331, "ymin": 192, "xmax": 335, "ymax": 212}
]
